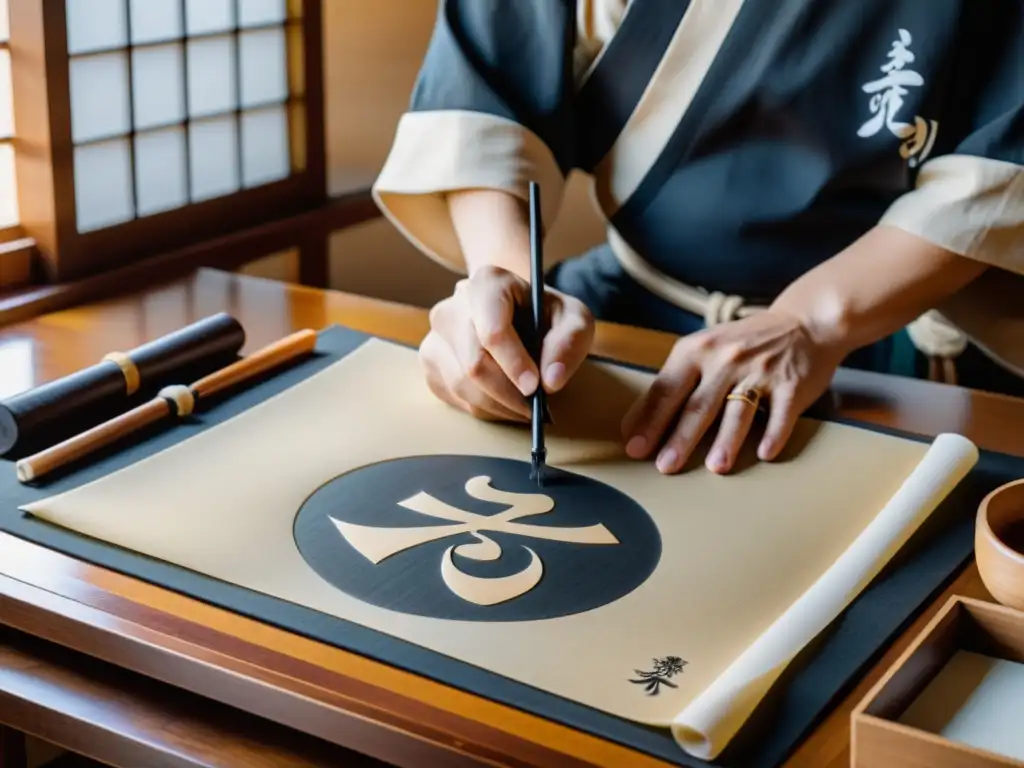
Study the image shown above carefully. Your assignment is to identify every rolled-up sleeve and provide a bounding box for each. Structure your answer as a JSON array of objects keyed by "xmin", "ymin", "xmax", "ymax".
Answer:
[
  {"xmin": 372, "ymin": 0, "xmax": 579, "ymax": 273},
  {"xmin": 882, "ymin": 12, "xmax": 1024, "ymax": 378},
  {"xmin": 880, "ymin": 155, "xmax": 1023, "ymax": 272}
]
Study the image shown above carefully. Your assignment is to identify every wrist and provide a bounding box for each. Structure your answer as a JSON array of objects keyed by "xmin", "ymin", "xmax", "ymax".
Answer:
[
  {"xmin": 769, "ymin": 225, "xmax": 990, "ymax": 359},
  {"xmin": 466, "ymin": 244, "xmax": 531, "ymax": 282},
  {"xmin": 769, "ymin": 292, "xmax": 858, "ymax": 358},
  {"xmin": 447, "ymin": 188, "xmax": 533, "ymax": 282}
]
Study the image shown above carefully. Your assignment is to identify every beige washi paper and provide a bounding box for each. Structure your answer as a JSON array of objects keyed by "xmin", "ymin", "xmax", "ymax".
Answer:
[{"xmin": 22, "ymin": 338, "xmax": 978, "ymax": 760}]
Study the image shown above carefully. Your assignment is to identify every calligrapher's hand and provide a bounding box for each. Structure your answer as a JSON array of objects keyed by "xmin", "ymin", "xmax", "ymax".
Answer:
[
  {"xmin": 419, "ymin": 265, "xmax": 595, "ymax": 421},
  {"xmin": 621, "ymin": 310, "xmax": 845, "ymax": 474}
]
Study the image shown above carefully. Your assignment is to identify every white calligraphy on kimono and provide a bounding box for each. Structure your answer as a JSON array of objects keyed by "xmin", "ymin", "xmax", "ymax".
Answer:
[
  {"xmin": 857, "ymin": 29, "xmax": 939, "ymax": 167},
  {"xmin": 331, "ymin": 476, "xmax": 619, "ymax": 606}
]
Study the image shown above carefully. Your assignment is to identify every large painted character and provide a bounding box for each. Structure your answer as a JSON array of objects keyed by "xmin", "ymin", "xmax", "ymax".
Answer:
[
  {"xmin": 294, "ymin": 455, "xmax": 663, "ymax": 621},
  {"xmin": 333, "ymin": 474, "xmax": 619, "ymax": 605},
  {"xmin": 373, "ymin": 0, "xmax": 1024, "ymax": 384}
]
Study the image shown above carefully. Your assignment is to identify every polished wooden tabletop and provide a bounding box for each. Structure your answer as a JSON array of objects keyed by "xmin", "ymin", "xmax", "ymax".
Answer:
[{"xmin": 1, "ymin": 267, "xmax": 1021, "ymax": 768}]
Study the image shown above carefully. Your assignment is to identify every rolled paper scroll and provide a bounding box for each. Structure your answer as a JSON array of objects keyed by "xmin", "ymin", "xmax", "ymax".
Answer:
[
  {"xmin": 669, "ymin": 432, "xmax": 980, "ymax": 760},
  {"xmin": 0, "ymin": 313, "xmax": 245, "ymax": 458},
  {"xmin": 16, "ymin": 329, "xmax": 318, "ymax": 484}
]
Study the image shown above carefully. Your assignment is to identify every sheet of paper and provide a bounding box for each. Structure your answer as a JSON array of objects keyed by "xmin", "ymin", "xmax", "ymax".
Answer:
[
  {"xmin": 899, "ymin": 651, "xmax": 1024, "ymax": 762},
  {"xmin": 22, "ymin": 338, "xmax": 977, "ymax": 760}
]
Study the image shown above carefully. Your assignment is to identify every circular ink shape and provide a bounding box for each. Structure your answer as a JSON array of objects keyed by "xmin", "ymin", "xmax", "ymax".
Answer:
[{"xmin": 293, "ymin": 455, "xmax": 662, "ymax": 622}]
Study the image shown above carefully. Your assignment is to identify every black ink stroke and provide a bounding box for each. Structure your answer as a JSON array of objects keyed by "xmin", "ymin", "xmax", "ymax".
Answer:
[{"xmin": 629, "ymin": 656, "xmax": 687, "ymax": 695}]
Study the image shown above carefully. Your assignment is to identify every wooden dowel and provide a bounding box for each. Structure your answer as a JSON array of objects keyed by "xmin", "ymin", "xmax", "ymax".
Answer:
[
  {"xmin": 192, "ymin": 329, "xmax": 318, "ymax": 399},
  {"xmin": 16, "ymin": 330, "xmax": 318, "ymax": 484},
  {"xmin": 17, "ymin": 399, "xmax": 171, "ymax": 483}
]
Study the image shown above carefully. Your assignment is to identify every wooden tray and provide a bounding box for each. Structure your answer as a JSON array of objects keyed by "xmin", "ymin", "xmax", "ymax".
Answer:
[{"xmin": 853, "ymin": 595, "xmax": 1024, "ymax": 767}]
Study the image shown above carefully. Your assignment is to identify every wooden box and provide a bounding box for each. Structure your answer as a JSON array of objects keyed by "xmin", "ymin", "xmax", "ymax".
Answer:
[{"xmin": 853, "ymin": 596, "xmax": 1024, "ymax": 768}]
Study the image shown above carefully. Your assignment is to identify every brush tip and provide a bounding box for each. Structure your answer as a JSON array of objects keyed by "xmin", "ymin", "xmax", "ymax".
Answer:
[{"xmin": 530, "ymin": 452, "xmax": 547, "ymax": 487}]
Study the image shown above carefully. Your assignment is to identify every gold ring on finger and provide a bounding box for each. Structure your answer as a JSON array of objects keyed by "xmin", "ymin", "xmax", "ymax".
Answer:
[{"xmin": 725, "ymin": 387, "xmax": 763, "ymax": 410}]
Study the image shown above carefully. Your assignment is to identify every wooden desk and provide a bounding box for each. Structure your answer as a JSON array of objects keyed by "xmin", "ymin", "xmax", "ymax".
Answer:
[{"xmin": 1, "ymin": 268, "xmax": 1022, "ymax": 768}]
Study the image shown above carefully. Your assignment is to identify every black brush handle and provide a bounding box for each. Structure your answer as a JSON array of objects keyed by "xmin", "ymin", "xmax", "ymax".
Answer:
[{"xmin": 528, "ymin": 182, "xmax": 548, "ymax": 481}]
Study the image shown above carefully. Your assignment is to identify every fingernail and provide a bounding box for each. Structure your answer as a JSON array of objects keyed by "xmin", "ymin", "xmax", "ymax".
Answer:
[
  {"xmin": 518, "ymin": 371, "xmax": 538, "ymax": 395},
  {"xmin": 626, "ymin": 436, "xmax": 647, "ymax": 458},
  {"xmin": 708, "ymin": 448, "xmax": 728, "ymax": 473},
  {"xmin": 656, "ymin": 448, "xmax": 678, "ymax": 474},
  {"xmin": 544, "ymin": 362, "xmax": 567, "ymax": 390}
]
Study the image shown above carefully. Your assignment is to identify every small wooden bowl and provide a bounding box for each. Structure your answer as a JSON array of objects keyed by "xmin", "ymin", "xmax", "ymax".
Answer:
[{"xmin": 976, "ymin": 479, "xmax": 1024, "ymax": 609}]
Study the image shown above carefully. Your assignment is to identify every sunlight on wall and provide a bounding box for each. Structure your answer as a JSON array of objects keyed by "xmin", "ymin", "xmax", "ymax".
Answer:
[{"xmin": 0, "ymin": 0, "xmax": 18, "ymax": 228}]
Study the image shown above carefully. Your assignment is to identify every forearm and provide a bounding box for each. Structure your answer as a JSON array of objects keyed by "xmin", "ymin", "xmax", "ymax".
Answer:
[
  {"xmin": 446, "ymin": 189, "xmax": 532, "ymax": 280},
  {"xmin": 771, "ymin": 224, "xmax": 989, "ymax": 354}
]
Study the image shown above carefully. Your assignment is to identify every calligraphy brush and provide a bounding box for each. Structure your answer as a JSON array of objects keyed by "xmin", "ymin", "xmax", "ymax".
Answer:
[{"xmin": 527, "ymin": 181, "xmax": 548, "ymax": 487}]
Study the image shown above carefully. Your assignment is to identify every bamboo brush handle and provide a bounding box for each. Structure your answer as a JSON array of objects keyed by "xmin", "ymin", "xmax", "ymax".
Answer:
[
  {"xmin": 16, "ymin": 398, "xmax": 171, "ymax": 483},
  {"xmin": 16, "ymin": 329, "xmax": 319, "ymax": 484},
  {"xmin": 191, "ymin": 329, "xmax": 318, "ymax": 399}
]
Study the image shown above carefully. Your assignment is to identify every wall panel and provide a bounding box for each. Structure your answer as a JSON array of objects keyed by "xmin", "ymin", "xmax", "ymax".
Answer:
[{"xmin": 322, "ymin": 0, "xmax": 604, "ymax": 306}]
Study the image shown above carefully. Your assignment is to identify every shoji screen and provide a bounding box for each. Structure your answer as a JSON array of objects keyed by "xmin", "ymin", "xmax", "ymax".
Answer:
[{"xmin": 10, "ymin": 0, "xmax": 324, "ymax": 281}]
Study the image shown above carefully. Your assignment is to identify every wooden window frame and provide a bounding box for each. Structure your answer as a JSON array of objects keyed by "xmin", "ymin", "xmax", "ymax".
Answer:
[
  {"xmin": 8, "ymin": 0, "xmax": 328, "ymax": 284},
  {"xmin": 1, "ymin": 27, "xmax": 34, "ymax": 287},
  {"xmin": 1, "ymin": 32, "xmax": 19, "ymax": 242}
]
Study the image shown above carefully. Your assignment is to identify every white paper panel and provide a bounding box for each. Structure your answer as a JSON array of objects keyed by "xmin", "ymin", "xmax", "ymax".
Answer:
[
  {"xmin": 66, "ymin": 0, "xmax": 127, "ymax": 54},
  {"xmin": 185, "ymin": 0, "xmax": 233, "ymax": 36},
  {"xmin": 239, "ymin": 0, "xmax": 287, "ymax": 27},
  {"xmin": 241, "ymin": 106, "xmax": 289, "ymax": 187},
  {"xmin": 69, "ymin": 53, "xmax": 131, "ymax": 143},
  {"xmin": 239, "ymin": 28, "xmax": 287, "ymax": 107},
  {"xmin": 0, "ymin": 50, "xmax": 12, "ymax": 138},
  {"xmin": 74, "ymin": 139, "xmax": 134, "ymax": 231},
  {"xmin": 187, "ymin": 36, "xmax": 236, "ymax": 117},
  {"xmin": 129, "ymin": 0, "xmax": 182, "ymax": 44},
  {"xmin": 0, "ymin": 0, "xmax": 9, "ymax": 43},
  {"xmin": 135, "ymin": 127, "xmax": 187, "ymax": 215},
  {"xmin": 0, "ymin": 142, "xmax": 17, "ymax": 228},
  {"xmin": 0, "ymin": 339, "xmax": 33, "ymax": 400},
  {"xmin": 190, "ymin": 117, "xmax": 239, "ymax": 201},
  {"xmin": 132, "ymin": 44, "xmax": 185, "ymax": 130}
]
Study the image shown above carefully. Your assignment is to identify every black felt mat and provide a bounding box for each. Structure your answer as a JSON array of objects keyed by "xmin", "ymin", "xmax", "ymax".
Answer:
[{"xmin": 1, "ymin": 325, "xmax": 1020, "ymax": 768}]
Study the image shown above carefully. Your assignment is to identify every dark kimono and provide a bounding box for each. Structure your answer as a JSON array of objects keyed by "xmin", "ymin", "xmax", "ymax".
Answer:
[{"xmin": 373, "ymin": 0, "xmax": 1024, "ymax": 383}]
